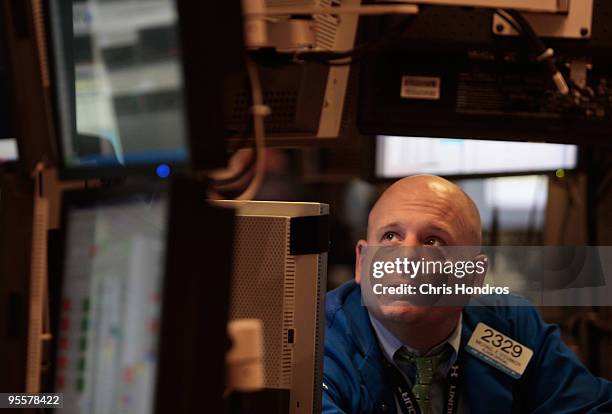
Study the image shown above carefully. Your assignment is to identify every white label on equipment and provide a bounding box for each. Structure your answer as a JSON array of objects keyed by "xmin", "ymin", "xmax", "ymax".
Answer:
[
  {"xmin": 400, "ymin": 75, "xmax": 441, "ymax": 100},
  {"xmin": 466, "ymin": 322, "xmax": 534, "ymax": 379}
]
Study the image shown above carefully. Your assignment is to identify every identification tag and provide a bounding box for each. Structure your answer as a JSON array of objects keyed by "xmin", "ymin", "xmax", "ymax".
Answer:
[{"xmin": 466, "ymin": 322, "xmax": 533, "ymax": 379}]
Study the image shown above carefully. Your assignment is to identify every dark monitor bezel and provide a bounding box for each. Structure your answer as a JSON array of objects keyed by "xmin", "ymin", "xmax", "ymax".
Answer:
[
  {"xmin": 0, "ymin": 0, "xmax": 57, "ymax": 173},
  {"xmin": 355, "ymin": 5, "xmax": 612, "ymax": 148}
]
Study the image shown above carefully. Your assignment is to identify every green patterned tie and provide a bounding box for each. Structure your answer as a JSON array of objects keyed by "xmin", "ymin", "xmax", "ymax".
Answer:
[{"xmin": 394, "ymin": 346, "xmax": 452, "ymax": 414}]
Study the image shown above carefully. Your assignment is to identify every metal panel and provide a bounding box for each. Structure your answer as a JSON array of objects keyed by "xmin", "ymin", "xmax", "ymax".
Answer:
[
  {"xmin": 317, "ymin": 0, "xmax": 360, "ymax": 139},
  {"xmin": 396, "ymin": 0, "xmax": 566, "ymax": 13},
  {"xmin": 493, "ymin": 0, "xmax": 594, "ymax": 39},
  {"xmin": 223, "ymin": 200, "xmax": 329, "ymax": 413},
  {"xmin": 229, "ymin": 216, "xmax": 294, "ymax": 389}
]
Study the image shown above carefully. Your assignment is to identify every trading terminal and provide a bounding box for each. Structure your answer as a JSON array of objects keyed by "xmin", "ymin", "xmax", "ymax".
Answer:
[{"xmin": 0, "ymin": 1, "xmax": 611, "ymax": 413}]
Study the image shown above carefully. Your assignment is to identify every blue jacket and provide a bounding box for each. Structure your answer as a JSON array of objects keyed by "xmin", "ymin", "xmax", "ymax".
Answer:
[{"xmin": 323, "ymin": 281, "xmax": 612, "ymax": 414}]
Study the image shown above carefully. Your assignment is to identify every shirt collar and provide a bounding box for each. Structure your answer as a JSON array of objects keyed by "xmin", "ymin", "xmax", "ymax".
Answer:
[{"xmin": 368, "ymin": 311, "xmax": 463, "ymax": 362}]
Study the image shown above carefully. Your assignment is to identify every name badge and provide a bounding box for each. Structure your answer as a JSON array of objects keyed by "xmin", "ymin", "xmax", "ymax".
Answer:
[{"xmin": 466, "ymin": 322, "xmax": 533, "ymax": 379}]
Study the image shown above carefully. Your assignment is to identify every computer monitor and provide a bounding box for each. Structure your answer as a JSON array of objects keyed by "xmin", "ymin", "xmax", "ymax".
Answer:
[
  {"xmin": 357, "ymin": 4, "xmax": 612, "ymax": 146},
  {"xmin": 0, "ymin": 139, "xmax": 18, "ymax": 163},
  {"xmin": 51, "ymin": 179, "xmax": 236, "ymax": 413},
  {"xmin": 53, "ymin": 187, "xmax": 168, "ymax": 412},
  {"xmin": 48, "ymin": 1, "xmax": 247, "ymax": 178},
  {"xmin": 376, "ymin": 136, "xmax": 578, "ymax": 179},
  {"xmin": 48, "ymin": 0, "xmax": 190, "ymax": 178}
]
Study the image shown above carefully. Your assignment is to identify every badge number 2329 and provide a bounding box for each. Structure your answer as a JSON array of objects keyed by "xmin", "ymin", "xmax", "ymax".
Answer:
[
  {"xmin": 466, "ymin": 323, "xmax": 533, "ymax": 379},
  {"xmin": 480, "ymin": 327, "xmax": 523, "ymax": 358}
]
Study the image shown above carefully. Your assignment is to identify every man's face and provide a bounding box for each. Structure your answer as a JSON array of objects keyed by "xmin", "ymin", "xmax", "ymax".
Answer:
[{"xmin": 355, "ymin": 177, "xmax": 482, "ymax": 326}]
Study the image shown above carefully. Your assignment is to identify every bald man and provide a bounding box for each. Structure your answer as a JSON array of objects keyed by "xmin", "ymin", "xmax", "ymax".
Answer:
[{"xmin": 323, "ymin": 175, "xmax": 612, "ymax": 414}]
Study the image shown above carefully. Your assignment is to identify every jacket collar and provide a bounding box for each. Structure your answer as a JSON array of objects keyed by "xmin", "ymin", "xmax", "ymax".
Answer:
[
  {"xmin": 329, "ymin": 281, "xmax": 396, "ymax": 408},
  {"xmin": 327, "ymin": 281, "xmax": 513, "ymax": 357},
  {"xmin": 326, "ymin": 280, "xmax": 377, "ymax": 356},
  {"xmin": 328, "ymin": 281, "xmax": 517, "ymax": 414}
]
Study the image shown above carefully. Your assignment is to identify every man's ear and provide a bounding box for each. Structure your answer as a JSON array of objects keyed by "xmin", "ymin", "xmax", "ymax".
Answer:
[
  {"xmin": 474, "ymin": 253, "xmax": 488, "ymax": 287},
  {"xmin": 355, "ymin": 240, "xmax": 368, "ymax": 284}
]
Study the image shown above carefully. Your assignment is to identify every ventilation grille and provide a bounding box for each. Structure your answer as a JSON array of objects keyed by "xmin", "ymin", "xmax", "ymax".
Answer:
[
  {"xmin": 229, "ymin": 216, "xmax": 294, "ymax": 388},
  {"xmin": 266, "ymin": 0, "xmax": 342, "ymax": 50},
  {"xmin": 230, "ymin": 90, "xmax": 299, "ymax": 133},
  {"xmin": 313, "ymin": 0, "xmax": 342, "ymax": 51},
  {"xmin": 311, "ymin": 251, "xmax": 327, "ymax": 414},
  {"xmin": 282, "ymin": 254, "xmax": 296, "ymax": 386}
]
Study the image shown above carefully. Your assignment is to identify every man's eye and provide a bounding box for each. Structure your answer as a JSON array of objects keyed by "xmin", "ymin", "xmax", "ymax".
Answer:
[
  {"xmin": 382, "ymin": 232, "xmax": 399, "ymax": 241},
  {"xmin": 424, "ymin": 237, "xmax": 443, "ymax": 247}
]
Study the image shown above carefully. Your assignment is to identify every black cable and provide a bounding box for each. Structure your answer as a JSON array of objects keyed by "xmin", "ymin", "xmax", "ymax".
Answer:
[
  {"xmin": 256, "ymin": 8, "xmax": 544, "ymax": 75},
  {"xmin": 495, "ymin": 8, "xmax": 569, "ymax": 96},
  {"xmin": 493, "ymin": 9, "xmax": 523, "ymax": 35},
  {"xmin": 209, "ymin": 56, "xmax": 264, "ymax": 190},
  {"xmin": 294, "ymin": 36, "xmax": 382, "ymax": 63},
  {"xmin": 293, "ymin": 8, "xmax": 545, "ymax": 70},
  {"xmin": 213, "ymin": 123, "xmax": 257, "ymax": 187},
  {"xmin": 293, "ymin": 15, "xmax": 415, "ymax": 65},
  {"xmin": 494, "ymin": 10, "xmax": 545, "ymax": 61},
  {"xmin": 210, "ymin": 74, "xmax": 257, "ymax": 188},
  {"xmin": 253, "ymin": 6, "xmax": 566, "ymax": 83},
  {"xmin": 228, "ymin": 129, "xmax": 251, "ymax": 155},
  {"xmin": 211, "ymin": 149, "xmax": 257, "ymax": 187},
  {"xmin": 226, "ymin": 75, "xmax": 255, "ymax": 157},
  {"xmin": 503, "ymin": 10, "xmax": 555, "ymax": 73}
]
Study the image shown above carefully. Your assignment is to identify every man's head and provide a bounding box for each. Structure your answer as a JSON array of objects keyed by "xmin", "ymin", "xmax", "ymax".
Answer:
[{"xmin": 355, "ymin": 175, "xmax": 486, "ymax": 327}]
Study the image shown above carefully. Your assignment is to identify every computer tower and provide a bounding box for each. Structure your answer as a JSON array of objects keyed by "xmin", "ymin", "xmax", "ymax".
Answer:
[
  {"xmin": 218, "ymin": 201, "xmax": 329, "ymax": 414},
  {"xmin": 225, "ymin": 0, "xmax": 360, "ymax": 146}
]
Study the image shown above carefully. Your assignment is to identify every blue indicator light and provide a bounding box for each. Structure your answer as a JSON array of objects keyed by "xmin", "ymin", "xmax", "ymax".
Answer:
[{"xmin": 156, "ymin": 164, "xmax": 171, "ymax": 179}]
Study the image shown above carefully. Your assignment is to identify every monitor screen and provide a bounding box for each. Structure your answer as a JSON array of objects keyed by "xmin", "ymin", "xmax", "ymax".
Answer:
[
  {"xmin": 49, "ymin": 0, "xmax": 189, "ymax": 177},
  {"xmin": 457, "ymin": 175, "xmax": 549, "ymax": 231},
  {"xmin": 376, "ymin": 136, "xmax": 578, "ymax": 178},
  {"xmin": 55, "ymin": 189, "xmax": 167, "ymax": 413},
  {"xmin": 0, "ymin": 138, "xmax": 17, "ymax": 163}
]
